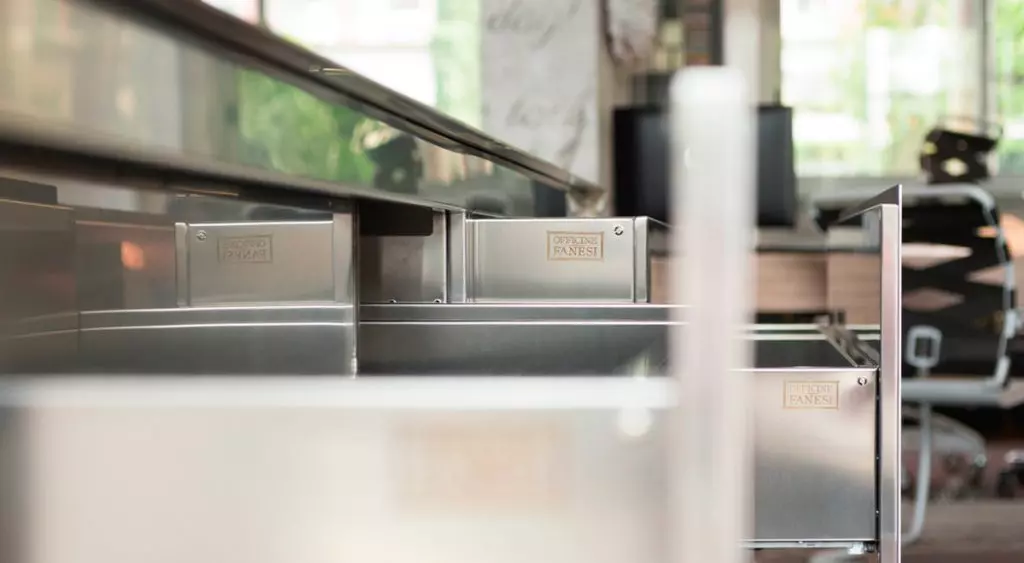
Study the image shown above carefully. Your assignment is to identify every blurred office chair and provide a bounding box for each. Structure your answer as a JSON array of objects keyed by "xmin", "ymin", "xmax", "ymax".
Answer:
[{"xmin": 815, "ymin": 186, "xmax": 1017, "ymax": 384}]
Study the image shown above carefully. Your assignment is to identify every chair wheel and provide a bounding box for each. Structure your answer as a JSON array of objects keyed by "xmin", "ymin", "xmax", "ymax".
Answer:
[{"xmin": 996, "ymin": 470, "xmax": 1018, "ymax": 498}]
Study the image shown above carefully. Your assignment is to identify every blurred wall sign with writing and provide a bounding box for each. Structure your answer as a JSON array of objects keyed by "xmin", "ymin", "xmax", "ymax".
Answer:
[
  {"xmin": 481, "ymin": 0, "xmax": 600, "ymax": 184},
  {"xmin": 605, "ymin": 0, "xmax": 658, "ymax": 67}
]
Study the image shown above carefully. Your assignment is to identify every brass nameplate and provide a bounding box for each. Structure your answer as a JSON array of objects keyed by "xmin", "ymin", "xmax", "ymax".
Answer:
[
  {"xmin": 546, "ymin": 231, "xmax": 604, "ymax": 261},
  {"xmin": 784, "ymin": 381, "xmax": 840, "ymax": 409},
  {"xmin": 218, "ymin": 235, "xmax": 273, "ymax": 264}
]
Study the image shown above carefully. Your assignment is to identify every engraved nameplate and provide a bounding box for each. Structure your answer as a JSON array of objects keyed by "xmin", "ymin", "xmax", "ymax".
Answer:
[
  {"xmin": 218, "ymin": 235, "xmax": 273, "ymax": 264},
  {"xmin": 784, "ymin": 381, "xmax": 840, "ymax": 410},
  {"xmin": 546, "ymin": 231, "xmax": 604, "ymax": 261}
]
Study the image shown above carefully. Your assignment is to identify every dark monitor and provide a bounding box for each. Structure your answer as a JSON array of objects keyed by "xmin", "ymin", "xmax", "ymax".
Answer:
[
  {"xmin": 613, "ymin": 104, "xmax": 797, "ymax": 227},
  {"xmin": 531, "ymin": 181, "xmax": 569, "ymax": 217},
  {"xmin": 0, "ymin": 176, "xmax": 58, "ymax": 205}
]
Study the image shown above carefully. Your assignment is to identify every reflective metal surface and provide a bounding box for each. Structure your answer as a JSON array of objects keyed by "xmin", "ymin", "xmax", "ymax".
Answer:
[
  {"xmin": 0, "ymin": 371, "xmax": 876, "ymax": 563},
  {"xmin": 823, "ymin": 185, "xmax": 903, "ymax": 562},
  {"xmin": 359, "ymin": 210, "xmax": 449, "ymax": 304},
  {"xmin": 179, "ymin": 217, "xmax": 352, "ymax": 305},
  {"xmin": 361, "ymin": 304, "xmax": 862, "ymax": 374},
  {"xmin": 0, "ymin": 123, "xmax": 903, "ymax": 561},
  {"xmin": 0, "ymin": 0, "xmax": 590, "ymax": 215},
  {"xmin": 466, "ymin": 217, "xmax": 662, "ymax": 303},
  {"xmin": 360, "ymin": 304, "xmax": 672, "ymax": 375},
  {"xmin": 0, "ymin": 169, "xmax": 360, "ymax": 375},
  {"xmin": 0, "ymin": 197, "xmax": 77, "ymax": 373},
  {"xmin": 358, "ymin": 304, "xmax": 878, "ymax": 542},
  {"xmin": 79, "ymin": 306, "xmax": 354, "ymax": 374}
]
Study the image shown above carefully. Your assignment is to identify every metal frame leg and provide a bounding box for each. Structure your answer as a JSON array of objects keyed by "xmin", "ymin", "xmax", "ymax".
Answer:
[{"xmin": 903, "ymin": 402, "xmax": 933, "ymax": 545}]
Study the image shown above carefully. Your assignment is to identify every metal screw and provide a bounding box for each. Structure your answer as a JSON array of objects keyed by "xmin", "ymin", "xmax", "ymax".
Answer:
[
  {"xmin": 613, "ymin": 225, "xmax": 624, "ymax": 236},
  {"xmin": 433, "ymin": 299, "xmax": 443, "ymax": 303},
  {"xmin": 195, "ymin": 230, "xmax": 207, "ymax": 241},
  {"xmin": 857, "ymin": 376, "xmax": 869, "ymax": 386}
]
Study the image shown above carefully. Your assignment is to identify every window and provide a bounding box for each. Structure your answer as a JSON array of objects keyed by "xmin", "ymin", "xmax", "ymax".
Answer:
[
  {"xmin": 993, "ymin": 0, "xmax": 1024, "ymax": 174},
  {"xmin": 201, "ymin": 0, "xmax": 260, "ymax": 23},
  {"xmin": 782, "ymin": 0, "xmax": 984, "ymax": 177}
]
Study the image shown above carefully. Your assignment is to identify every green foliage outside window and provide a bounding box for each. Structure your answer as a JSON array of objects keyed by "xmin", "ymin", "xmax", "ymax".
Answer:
[
  {"xmin": 787, "ymin": 0, "xmax": 976, "ymax": 177},
  {"xmin": 431, "ymin": 0, "xmax": 482, "ymax": 128},
  {"xmin": 994, "ymin": 0, "xmax": 1024, "ymax": 174},
  {"xmin": 235, "ymin": 31, "xmax": 375, "ymax": 185}
]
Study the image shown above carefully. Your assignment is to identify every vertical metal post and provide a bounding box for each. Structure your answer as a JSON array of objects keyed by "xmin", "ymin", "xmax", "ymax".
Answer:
[
  {"xmin": 446, "ymin": 211, "xmax": 469, "ymax": 303},
  {"xmin": 669, "ymin": 66, "xmax": 755, "ymax": 563},
  {"xmin": 878, "ymin": 199, "xmax": 904, "ymax": 562}
]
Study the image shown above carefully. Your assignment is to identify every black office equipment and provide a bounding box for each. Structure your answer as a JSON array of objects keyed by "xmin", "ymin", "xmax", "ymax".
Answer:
[
  {"xmin": 919, "ymin": 117, "xmax": 1001, "ymax": 185},
  {"xmin": 613, "ymin": 104, "xmax": 796, "ymax": 227},
  {"xmin": 532, "ymin": 181, "xmax": 568, "ymax": 217},
  {"xmin": 0, "ymin": 176, "xmax": 58, "ymax": 205}
]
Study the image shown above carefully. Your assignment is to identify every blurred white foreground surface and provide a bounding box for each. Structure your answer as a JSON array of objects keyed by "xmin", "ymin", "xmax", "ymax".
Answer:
[{"xmin": 12, "ymin": 377, "xmax": 672, "ymax": 563}]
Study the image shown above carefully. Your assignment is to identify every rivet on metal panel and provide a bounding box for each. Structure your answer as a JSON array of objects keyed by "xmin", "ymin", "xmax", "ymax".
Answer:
[
  {"xmin": 857, "ymin": 376, "xmax": 869, "ymax": 386},
  {"xmin": 613, "ymin": 225, "xmax": 624, "ymax": 236},
  {"xmin": 196, "ymin": 230, "xmax": 208, "ymax": 241}
]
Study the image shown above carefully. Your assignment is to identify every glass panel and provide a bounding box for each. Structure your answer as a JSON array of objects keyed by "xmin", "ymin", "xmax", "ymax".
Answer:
[
  {"xmin": 993, "ymin": 0, "xmax": 1024, "ymax": 174},
  {"xmin": 263, "ymin": 0, "xmax": 483, "ymax": 127},
  {"xmin": 0, "ymin": 0, "xmax": 550, "ymax": 215}
]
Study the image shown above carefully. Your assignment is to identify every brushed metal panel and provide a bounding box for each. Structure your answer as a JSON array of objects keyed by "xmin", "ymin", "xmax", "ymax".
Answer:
[
  {"xmin": 0, "ymin": 198, "xmax": 78, "ymax": 372},
  {"xmin": 360, "ymin": 322, "xmax": 668, "ymax": 375},
  {"xmin": 633, "ymin": 217, "xmax": 651, "ymax": 304},
  {"xmin": 752, "ymin": 369, "xmax": 877, "ymax": 541},
  {"xmin": 359, "ymin": 210, "xmax": 447, "ymax": 303},
  {"xmin": 0, "ymin": 171, "xmax": 361, "ymax": 376},
  {"xmin": 823, "ymin": 186, "xmax": 902, "ymax": 560},
  {"xmin": 470, "ymin": 218, "xmax": 640, "ymax": 302},
  {"xmin": 79, "ymin": 306, "xmax": 355, "ymax": 375},
  {"xmin": 360, "ymin": 303, "xmax": 680, "ymax": 323},
  {"xmin": 447, "ymin": 211, "xmax": 469, "ymax": 302},
  {"xmin": 74, "ymin": 210, "xmax": 178, "ymax": 311},
  {"xmin": 184, "ymin": 221, "xmax": 336, "ymax": 305},
  {"xmin": 359, "ymin": 305, "xmax": 861, "ymax": 375}
]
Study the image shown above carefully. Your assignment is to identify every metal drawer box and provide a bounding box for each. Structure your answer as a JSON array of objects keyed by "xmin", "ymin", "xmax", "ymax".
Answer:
[
  {"xmin": 358, "ymin": 304, "xmax": 879, "ymax": 546},
  {"xmin": 458, "ymin": 216, "xmax": 666, "ymax": 303}
]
